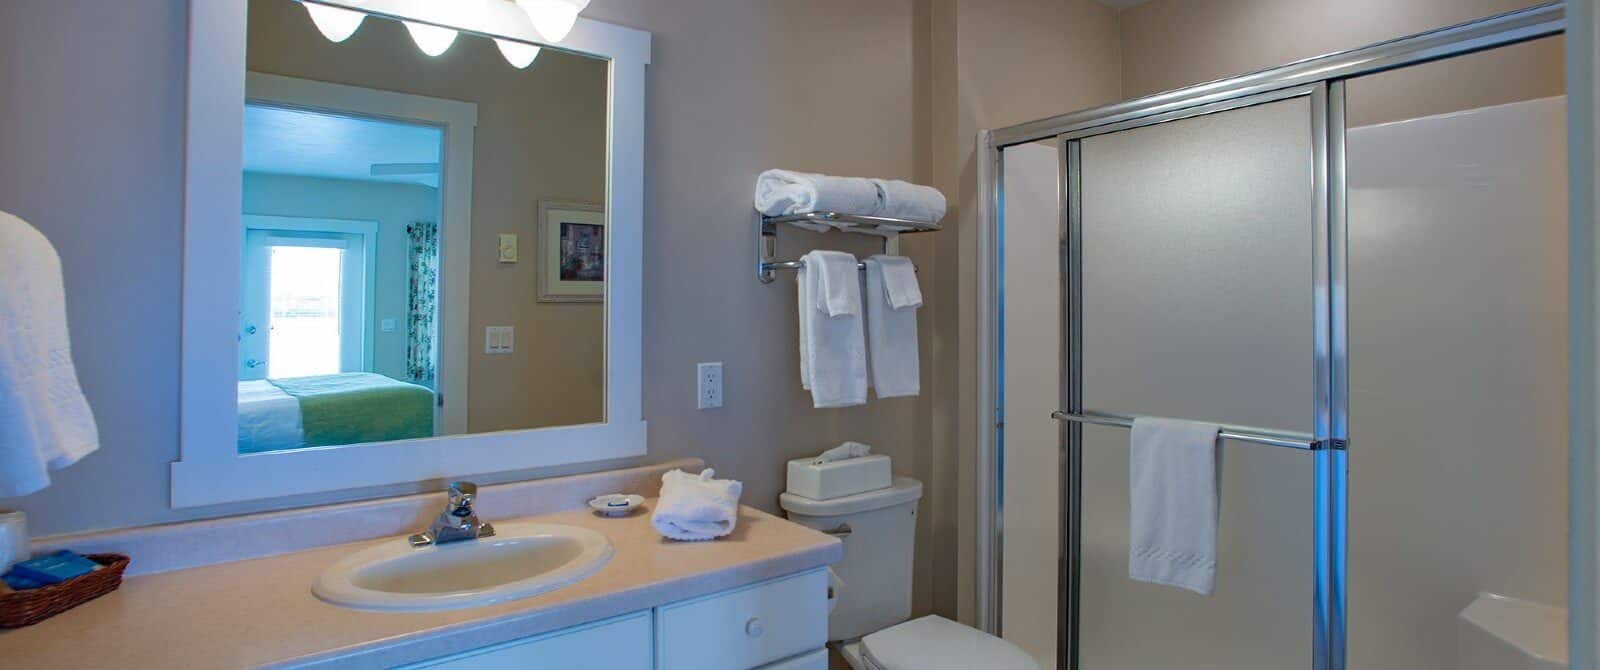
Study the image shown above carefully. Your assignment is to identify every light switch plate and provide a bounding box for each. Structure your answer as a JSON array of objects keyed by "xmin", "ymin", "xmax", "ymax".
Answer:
[
  {"xmin": 380, "ymin": 318, "xmax": 397, "ymax": 333},
  {"xmin": 697, "ymin": 362, "xmax": 723, "ymax": 409},
  {"xmin": 485, "ymin": 326, "xmax": 514, "ymax": 354},
  {"xmin": 497, "ymin": 234, "xmax": 518, "ymax": 263}
]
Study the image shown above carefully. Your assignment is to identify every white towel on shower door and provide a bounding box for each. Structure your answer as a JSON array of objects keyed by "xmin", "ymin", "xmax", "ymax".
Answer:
[
  {"xmin": 796, "ymin": 250, "xmax": 868, "ymax": 408},
  {"xmin": 1129, "ymin": 416, "xmax": 1220, "ymax": 596}
]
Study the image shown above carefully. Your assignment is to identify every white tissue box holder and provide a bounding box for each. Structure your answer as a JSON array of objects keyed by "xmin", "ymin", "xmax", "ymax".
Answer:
[{"xmin": 786, "ymin": 455, "xmax": 892, "ymax": 501}]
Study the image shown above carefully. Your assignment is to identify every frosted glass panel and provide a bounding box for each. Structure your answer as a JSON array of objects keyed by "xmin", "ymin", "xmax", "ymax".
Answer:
[
  {"xmin": 1345, "ymin": 39, "xmax": 1567, "ymax": 670},
  {"xmin": 1077, "ymin": 96, "xmax": 1316, "ymax": 668}
]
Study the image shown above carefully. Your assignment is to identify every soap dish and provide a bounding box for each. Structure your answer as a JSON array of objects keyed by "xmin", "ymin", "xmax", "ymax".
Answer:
[
  {"xmin": 0, "ymin": 553, "xmax": 129, "ymax": 628},
  {"xmin": 588, "ymin": 494, "xmax": 645, "ymax": 518}
]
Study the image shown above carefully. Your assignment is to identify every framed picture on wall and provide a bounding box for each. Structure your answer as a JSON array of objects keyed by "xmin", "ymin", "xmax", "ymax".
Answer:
[{"xmin": 537, "ymin": 200, "xmax": 606, "ymax": 303}]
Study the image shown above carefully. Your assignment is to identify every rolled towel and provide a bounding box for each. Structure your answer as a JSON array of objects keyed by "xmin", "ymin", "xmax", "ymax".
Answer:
[
  {"xmin": 754, "ymin": 170, "xmax": 883, "ymax": 222},
  {"xmin": 812, "ymin": 441, "xmax": 872, "ymax": 465},
  {"xmin": 652, "ymin": 468, "xmax": 743, "ymax": 541},
  {"xmin": 872, "ymin": 178, "xmax": 947, "ymax": 223}
]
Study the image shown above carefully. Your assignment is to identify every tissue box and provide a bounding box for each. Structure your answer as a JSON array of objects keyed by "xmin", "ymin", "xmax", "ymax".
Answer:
[{"xmin": 786, "ymin": 455, "xmax": 892, "ymax": 501}]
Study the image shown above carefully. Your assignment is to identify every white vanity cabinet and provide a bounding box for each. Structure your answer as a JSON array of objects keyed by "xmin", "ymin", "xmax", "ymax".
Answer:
[{"xmin": 405, "ymin": 568, "xmax": 829, "ymax": 670}]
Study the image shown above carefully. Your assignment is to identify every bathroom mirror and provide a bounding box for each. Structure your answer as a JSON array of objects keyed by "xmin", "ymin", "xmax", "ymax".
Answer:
[
  {"xmin": 175, "ymin": 0, "xmax": 649, "ymax": 506},
  {"xmin": 238, "ymin": 0, "xmax": 607, "ymax": 453}
]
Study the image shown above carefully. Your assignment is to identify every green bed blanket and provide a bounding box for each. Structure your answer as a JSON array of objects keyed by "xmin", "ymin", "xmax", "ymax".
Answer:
[{"xmin": 270, "ymin": 373, "xmax": 435, "ymax": 447}]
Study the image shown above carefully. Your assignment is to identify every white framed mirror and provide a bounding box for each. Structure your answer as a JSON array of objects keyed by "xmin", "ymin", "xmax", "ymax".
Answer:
[{"xmin": 175, "ymin": 0, "xmax": 649, "ymax": 508}]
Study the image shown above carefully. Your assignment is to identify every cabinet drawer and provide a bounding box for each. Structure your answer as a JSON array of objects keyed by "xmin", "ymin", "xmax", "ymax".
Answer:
[
  {"xmin": 655, "ymin": 568, "xmax": 829, "ymax": 670},
  {"xmin": 757, "ymin": 648, "xmax": 830, "ymax": 670},
  {"xmin": 403, "ymin": 611, "xmax": 652, "ymax": 669}
]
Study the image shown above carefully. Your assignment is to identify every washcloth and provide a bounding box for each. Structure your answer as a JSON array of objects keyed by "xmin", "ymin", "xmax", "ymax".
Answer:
[
  {"xmin": 864, "ymin": 256, "xmax": 921, "ymax": 398},
  {"xmin": 797, "ymin": 250, "xmax": 868, "ymax": 408},
  {"xmin": 812, "ymin": 441, "xmax": 872, "ymax": 465},
  {"xmin": 1129, "ymin": 417, "xmax": 1221, "ymax": 596},
  {"xmin": 0, "ymin": 210, "xmax": 99, "ymax": 497},
  {"xmin": 652, "ymin": 468, "xmax": 743, "ymax": 541}
]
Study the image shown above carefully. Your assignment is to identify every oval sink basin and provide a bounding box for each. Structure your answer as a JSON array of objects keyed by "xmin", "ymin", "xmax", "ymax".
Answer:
[{"xmin": 313, "ymin": 522, "xmax": 613, "ymax": 612}]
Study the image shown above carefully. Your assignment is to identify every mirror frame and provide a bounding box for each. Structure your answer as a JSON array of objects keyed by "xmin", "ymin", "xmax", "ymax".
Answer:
[{"xmin": 174, "ymin": 0, "xmax": 650, "ymax": 508}]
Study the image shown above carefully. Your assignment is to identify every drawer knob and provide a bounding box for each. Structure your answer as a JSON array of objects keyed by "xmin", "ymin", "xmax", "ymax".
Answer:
[{"xmin": 745, "ymin": 617, "xmax": 765, "ymax": 638}]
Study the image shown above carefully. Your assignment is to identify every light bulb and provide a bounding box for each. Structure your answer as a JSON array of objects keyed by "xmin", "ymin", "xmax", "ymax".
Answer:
[
  {"xmin": 303, "ymin": 2, "xmax": 365, "ymax": 43},
  {"xmin": 404, "ymin": 21, "xmax": 458, "ymax": 57},
  {"xmin": 495, "ymin": 39, "xmax": 542, "ymax": 69},
  {"xmin": 516, "ymin": 0, "xmax": 591, "ymax": 43}
]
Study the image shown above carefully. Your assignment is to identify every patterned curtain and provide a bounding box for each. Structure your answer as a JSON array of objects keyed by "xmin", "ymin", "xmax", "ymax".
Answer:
[{"xmin": 406, "ymin": 221, "xmax": 439, "ymax": 388}]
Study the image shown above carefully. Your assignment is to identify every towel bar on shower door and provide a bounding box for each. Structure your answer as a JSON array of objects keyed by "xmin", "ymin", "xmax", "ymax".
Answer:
[
  {"xmin": 757, "ymin": 211, "xmax": 941, "ymax": 283},
  {"xmin": 1051, "ymin": 410, "xmax": 1343, "ymax": 451}
]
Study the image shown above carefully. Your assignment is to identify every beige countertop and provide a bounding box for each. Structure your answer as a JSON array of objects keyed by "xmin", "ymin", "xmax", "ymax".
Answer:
[{"xmin": 0, "ymin": 502, "xmax": 841, "ymax": 669}]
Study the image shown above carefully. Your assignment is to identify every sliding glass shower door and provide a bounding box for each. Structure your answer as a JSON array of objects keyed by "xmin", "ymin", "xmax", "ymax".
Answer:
[{"xmin": 1072, "ymin": 93, "xmax": 1323, "ymax": 669}]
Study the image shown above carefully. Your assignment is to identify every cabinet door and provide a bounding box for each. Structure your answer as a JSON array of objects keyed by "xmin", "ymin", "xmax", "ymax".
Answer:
[
  {"xmin": 655, "ymin": 569, "xmax": 829, "ymax": 670},
  {"xmin": 402, "ymin": 611, "xmax": 652, "ymax": 669}
]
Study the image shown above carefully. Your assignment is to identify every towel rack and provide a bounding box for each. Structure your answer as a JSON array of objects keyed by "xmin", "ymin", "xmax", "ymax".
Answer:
[
  {"xmin": 1051, "ymin": 410, "xmax": 1340, "ymax": 451},
  {"xmin": 758, "ymin": 211, "xmax": 941, "ymax": 283}
]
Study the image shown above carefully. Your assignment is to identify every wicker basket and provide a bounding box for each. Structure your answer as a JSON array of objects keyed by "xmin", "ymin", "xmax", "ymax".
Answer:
[{"xmin": 0, "ymin": 554, "xmax": 129, "ymax": 628}]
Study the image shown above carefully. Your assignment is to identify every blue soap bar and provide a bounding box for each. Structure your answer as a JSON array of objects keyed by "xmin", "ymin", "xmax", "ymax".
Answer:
[
  {"xmin": 7, "ymin": 550, "xmax": 99, "ymax": 585},
  {"xmin": 1, "ymin": 571, "xmax": 48, "ymax": 590}
]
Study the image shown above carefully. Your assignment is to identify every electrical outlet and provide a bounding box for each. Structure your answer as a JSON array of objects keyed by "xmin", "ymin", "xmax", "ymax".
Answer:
[{"xmin": 697, "ymin": 362, "xmax": 723, "ymax": 409}]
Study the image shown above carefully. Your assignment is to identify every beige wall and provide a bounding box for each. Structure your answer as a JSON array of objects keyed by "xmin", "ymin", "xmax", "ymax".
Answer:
[{"xmin": 247, "ymin": 0, "xmax": 609, "ymax": 433}]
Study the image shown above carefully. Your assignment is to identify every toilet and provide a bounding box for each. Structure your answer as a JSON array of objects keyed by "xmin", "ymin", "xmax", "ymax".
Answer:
[{"xmin": 780, "ymin": 477, "xmax": 1039, "ymax": 670}]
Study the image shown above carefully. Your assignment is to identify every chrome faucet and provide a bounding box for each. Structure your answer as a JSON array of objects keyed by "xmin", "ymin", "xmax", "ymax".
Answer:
[{"xmin": 409, "ymin": 481, "xmax": 496, "ymax": 547}]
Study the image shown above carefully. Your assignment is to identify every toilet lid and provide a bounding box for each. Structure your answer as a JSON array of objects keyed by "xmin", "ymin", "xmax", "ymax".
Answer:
[{"xmin": 860, "ymin": 615, "xmax": 1039, "ymax": 670}]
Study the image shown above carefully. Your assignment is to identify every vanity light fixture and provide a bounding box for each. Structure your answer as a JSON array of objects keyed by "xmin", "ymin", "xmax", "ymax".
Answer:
[
  {"xmin": 302, "ymin": 2, "xmax": 365, "ymax": 42},
  {"xmin": 494, "ymin": 39, "xmax": 542, "ymax": 69},
  {"xmin": 515, "ymin": 0, "xmax": 591, "ymax": 43},
  {"xmin": 404, "ymin": 20, "xmax": 459, "ymax": 57}
]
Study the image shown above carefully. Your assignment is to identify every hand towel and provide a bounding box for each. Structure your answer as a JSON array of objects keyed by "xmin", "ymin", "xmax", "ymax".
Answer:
[
  {"xmin": 864, "ymin": 256, "xmax": 921, "ymax": 398},
  {"xmin": 754, "ymin": 170, "xmax": 883, "ymax": 222},
  {"xmin": 0, "ymin": 211, "xmax": 99, "ymax": 497},
  {"xmin": 872, "ymin": 178, "xmax": 948, "ymax": 223},
  {"xmin": 797, "ymin": 250, "xmax": 868, "ymax": 408},
  {"xmin": 812, "ymin": 441, "xmax": 872, "ymax": 465},
  {"xmin": 1129, "ymin": 417, "xmax": 1220, "ymax": 596},
  {"xmin": 651, "ymin": 468, "xmax": 743, "ymax": 541}
]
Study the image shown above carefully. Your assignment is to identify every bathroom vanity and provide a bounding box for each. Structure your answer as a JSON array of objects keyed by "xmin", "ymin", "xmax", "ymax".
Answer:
[{"xmin": 0, "ymin": 498, "xmax": 840, "ymax": 669}]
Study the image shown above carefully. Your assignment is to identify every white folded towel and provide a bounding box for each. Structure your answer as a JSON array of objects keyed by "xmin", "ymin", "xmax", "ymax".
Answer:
[
  {"xmin": 872, "ymin": 178, "xmax": 948, "ymax": 223},
  {"xmin": 0, "ymin": 210, "xmax": 100, "ymax": 497},
  {"xmin": 652, "ymin": 468, "xmax": 743, "ymax": 541},
  {"xmin": 797, "ymin": 250, "xmax": 868, "ymax": 408},
  {"xmin": 1129, "ymin": 417, "xmax": 1220, "ymax": 596},
  {"xmin": 864, "ymin": 256, "xmax": 921, "ymax": 398},
  {"xmin": 812, "ymin": 441, "xmax": 872, "ymax": 465},
  {"xmin": 755, "ymin": 170, "xmax": 883, "ymax": 225}
]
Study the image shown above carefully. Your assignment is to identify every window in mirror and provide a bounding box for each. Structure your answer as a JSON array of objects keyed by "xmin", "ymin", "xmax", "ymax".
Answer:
[{"xmin": 238, "ymin": 0, "xmax": 609, "ymax": 455}]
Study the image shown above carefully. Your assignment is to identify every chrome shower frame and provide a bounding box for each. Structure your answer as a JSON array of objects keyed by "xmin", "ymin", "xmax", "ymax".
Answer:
[{"xmin": 974, "ymin": 4, "xmax": 1568, "ymax": 669}]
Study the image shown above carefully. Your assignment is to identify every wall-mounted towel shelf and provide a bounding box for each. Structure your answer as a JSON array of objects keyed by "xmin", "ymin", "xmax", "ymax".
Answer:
[
  {"xmin": 758, "ymin": 212, "xmax": 941, "ymax": 283},
  {"xmin": 1051, "ymin": 410, "xmax": 1343, "ymax": 451}
]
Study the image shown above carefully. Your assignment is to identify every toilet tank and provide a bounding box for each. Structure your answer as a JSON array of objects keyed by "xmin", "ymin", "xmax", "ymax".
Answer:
[{"xmin": 780, "ymin": 477, "xmax": 923, "ymax": 642}]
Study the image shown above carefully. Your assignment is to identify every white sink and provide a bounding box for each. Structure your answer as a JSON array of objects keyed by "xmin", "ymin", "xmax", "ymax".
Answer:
[{"xmin": 313, "ymin": 521, "xmax": 613, "ymax": 612}]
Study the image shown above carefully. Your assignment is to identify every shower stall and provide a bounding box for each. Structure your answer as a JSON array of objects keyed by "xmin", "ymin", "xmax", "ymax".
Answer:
[{"xmin": 978, "ymin": 4, "xmax": 1570, "ymax": 669}]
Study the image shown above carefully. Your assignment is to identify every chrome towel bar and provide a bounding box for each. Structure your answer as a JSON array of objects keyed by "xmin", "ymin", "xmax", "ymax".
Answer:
[
  {"xmin": 1051, "ymin": 410, "xmax": 1340, "ymax": 451},
  {"xmin": 758, "ymin": 211, "xmax": 941, "ymax": 283}
]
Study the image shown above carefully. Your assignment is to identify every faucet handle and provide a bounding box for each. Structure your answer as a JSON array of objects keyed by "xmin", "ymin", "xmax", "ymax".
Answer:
[{"xmin": 447, "ymin": 481, "xmax": 478, "ymax": 516}]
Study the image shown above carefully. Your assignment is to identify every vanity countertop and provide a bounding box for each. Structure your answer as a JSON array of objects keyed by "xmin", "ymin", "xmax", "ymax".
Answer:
[{"xmin": 0, "ymin": 502, "xmax": 841, "ymax": 669}]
